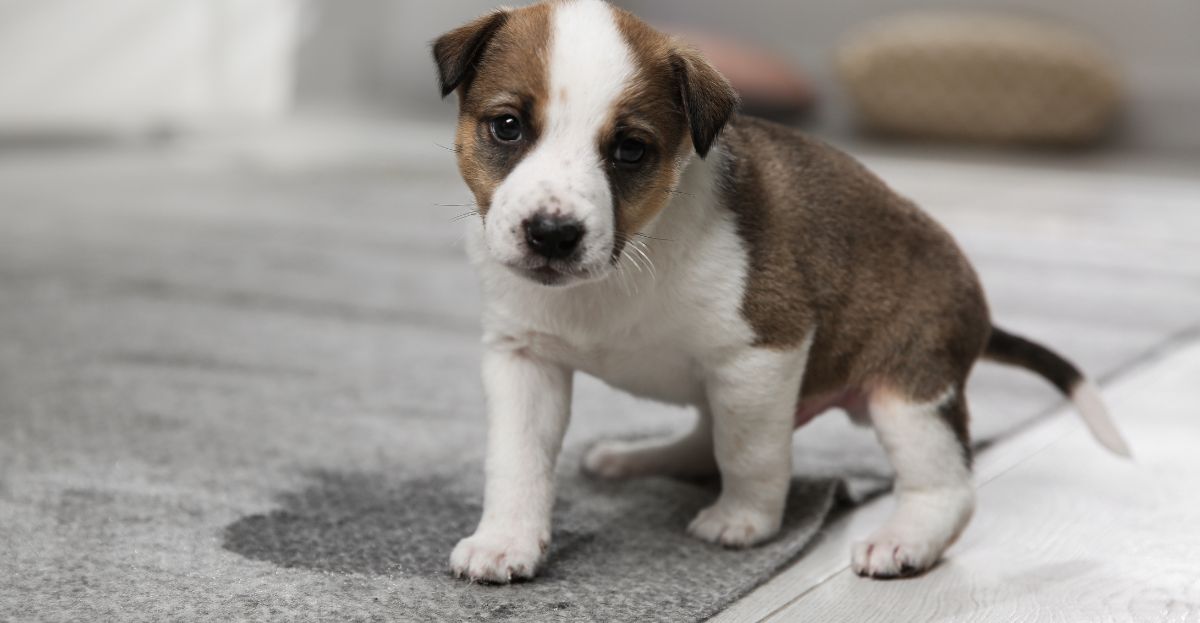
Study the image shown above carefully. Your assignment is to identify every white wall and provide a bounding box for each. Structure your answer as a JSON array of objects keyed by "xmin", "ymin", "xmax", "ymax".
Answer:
[
  {"xmin": 0, "ymin": 0, "xmax": 302, "ymax": 133},
  {"xmin": 294, "ymin": 0, "xmax": 498, "ymax": 121}
]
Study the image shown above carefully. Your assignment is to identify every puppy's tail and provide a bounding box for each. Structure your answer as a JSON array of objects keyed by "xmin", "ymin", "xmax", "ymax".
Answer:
[{"xmin": 984, "ymin": 326, "xmax": 1131, "ymax": 457}]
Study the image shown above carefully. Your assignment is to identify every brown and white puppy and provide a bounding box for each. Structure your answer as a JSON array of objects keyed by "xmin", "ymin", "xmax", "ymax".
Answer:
[{"xmin": 432, "ymin": 0, "xmax": 1129, "ymax": 584}]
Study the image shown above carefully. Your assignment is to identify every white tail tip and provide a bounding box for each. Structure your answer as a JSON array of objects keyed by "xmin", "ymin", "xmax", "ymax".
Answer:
[{"xmin": 1072, "ymin": 381, "xmax": 1132, "ymax": 458}]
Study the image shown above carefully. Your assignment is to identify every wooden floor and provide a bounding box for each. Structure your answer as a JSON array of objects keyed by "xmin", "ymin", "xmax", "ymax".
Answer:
[
  {"xmin": 4, "ymin": 122, "xmax": 1195, "ymax": 621},
  {"xmin": 716, "ymin": 337, "xmax": 1200, "ymax": 622},
  {"xmin": 713, "ymin": 153, "xmax": 1200, "ymax": 623}
]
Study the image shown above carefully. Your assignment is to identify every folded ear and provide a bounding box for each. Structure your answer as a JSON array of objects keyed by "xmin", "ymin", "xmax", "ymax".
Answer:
[
  {"xmin": 432, "ymin": 10, "xmax": 510, "ymax": 98},
  {"xmin": 670, "ymin": 47, "xmax": 740, "ymax": 158}
]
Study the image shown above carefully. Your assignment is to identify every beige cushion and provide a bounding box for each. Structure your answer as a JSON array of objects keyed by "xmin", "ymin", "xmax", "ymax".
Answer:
[{"xmin": 837, "ymin": 13, "xmax": 1123, "ymax": 145}]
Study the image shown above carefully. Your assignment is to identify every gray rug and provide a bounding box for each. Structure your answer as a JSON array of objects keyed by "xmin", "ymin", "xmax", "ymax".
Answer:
[
  {"xmin": 2, "ymin": 140, "xmax": 1193, "ymax": 622},
  {"xmin": 222, "ymin": 469, "xmax": 837, "ymax": 622}
]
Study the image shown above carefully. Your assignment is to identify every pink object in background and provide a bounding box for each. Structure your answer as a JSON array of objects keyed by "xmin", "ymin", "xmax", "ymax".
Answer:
[{"xmin": 667, "ymin": 28, "xmax": 815, "ymax": 120}]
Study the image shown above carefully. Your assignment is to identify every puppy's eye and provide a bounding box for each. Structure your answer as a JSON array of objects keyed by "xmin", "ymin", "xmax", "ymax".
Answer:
[
  {"xmin": 490, "ymin": 114, "xmax": 523, "ymax": 142},
  {"xmin": 614, "ymin": 138, "xmax": 646, "ymax": 165}
]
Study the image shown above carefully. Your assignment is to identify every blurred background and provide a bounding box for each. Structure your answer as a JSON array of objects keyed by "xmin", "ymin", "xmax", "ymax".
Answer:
[
  {"xmin": 3, "ymin": 0, "xmax": 1200, "ymax": 155},
  {"xmin": 3, "ymin": 2, "xmax": 1200, "ymax": 620}
]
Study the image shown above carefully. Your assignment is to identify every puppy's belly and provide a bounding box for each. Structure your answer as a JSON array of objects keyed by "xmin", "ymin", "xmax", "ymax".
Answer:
[
  {"xmin": 795, "ymin": 389, "xmax": 871, "ymax": 428},
  {"xmin": 574, "ymin": 346, "xmax": 703, "ymax": 407}
]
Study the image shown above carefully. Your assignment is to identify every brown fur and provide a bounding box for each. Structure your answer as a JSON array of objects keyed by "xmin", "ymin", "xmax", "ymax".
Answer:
[
  {"xmin": 604, "ymin": 8, "xmax": 692, "ymax": 255},
  {"xmin": 432, "ymin": 11, "xmax": 510, "ymax": 98},
  {"xmin": 670, "ymin": 47, "xmax": 740, "ymax": 158},
  {"xmin": 433, "ymin": 4, "xmax": 553, "ymax": 215},
  {"xmin": 436, "ymin": 3, "xmax": 986, "ymax": 447},
  {"xmin": 434, "ymin": 1, "xmax": 738, "ymax": 258},
  {"xmin": 605, "ymin": 8, "xmax": 738, "ymax": 252},
  {"xmin": 716, "ymin": 116, "xmax": 990, "ymax": 440}
]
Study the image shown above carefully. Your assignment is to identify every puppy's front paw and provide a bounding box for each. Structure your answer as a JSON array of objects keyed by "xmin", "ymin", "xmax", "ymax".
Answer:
[
  {"xmin": 850, "ymin": 532, "xmax": 941, "ymax": 579},
  {"xmin": 687, "ymin": 502, "xmax": 781, "ymax": 548},
  {"xmin": 449, "ymin": 531, "xmax": 547, "ymax": 583}
]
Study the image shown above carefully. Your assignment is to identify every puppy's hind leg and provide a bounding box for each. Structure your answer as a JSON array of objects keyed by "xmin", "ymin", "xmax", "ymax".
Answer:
[
  {"xmin": 852, "ymin": 385, "xmax": 975, "ymax": 579},
  {"xmin": 583, "ymin": 408, "xmax": 717, "ymax": 479}
]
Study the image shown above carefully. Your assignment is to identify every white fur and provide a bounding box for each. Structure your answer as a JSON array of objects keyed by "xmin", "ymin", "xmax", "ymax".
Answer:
[
  {"xmin": 1072, "ymin": 380, "xmax": 1131, "ymax": 457},
  {"xmin": 852, "ymin": 388, "xmax": 975, "ymax": 578},
  {"xmin": 467, "ymin": 148, "xmax": 757, "ymax": 404},
  {"xmin": 687, "ymin": 337, "xmax": 814, "ymax": 547},
  {"xmin": 451, "ymin": 0, "xmax": 982, "ymax": 584},
  {"xmin": 454, "ymin": 3, "xmax": 798, "ymax": 582},
  {"xmin": 483, "ymin": 0, "xmax": 635, "ymax": 280},
  {"xmin": 456, "ymin": 129, "xmax": 807, "ymax": 579},
  {"xmin": 449, "ymin": 341, "xmax": 572, "ymax": 582}
]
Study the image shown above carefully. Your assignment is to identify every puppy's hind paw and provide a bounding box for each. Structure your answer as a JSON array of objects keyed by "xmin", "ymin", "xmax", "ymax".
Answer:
[{"xmin": 850, "ymin": 533, "xmax": 941, "ymax": 579}]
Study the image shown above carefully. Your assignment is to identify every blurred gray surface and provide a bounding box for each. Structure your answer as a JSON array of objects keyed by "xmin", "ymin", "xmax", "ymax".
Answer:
[
  {"xmin": 296, "ymin": 0, "xmax": 1200, "ymax": 155},
  {"xmin": 0, "ymin": 124, "xmax": 1198, "ymax": 621},
  {"xmin": 0, "ymin": 140, "xmax": 838, "ymax": 622}
]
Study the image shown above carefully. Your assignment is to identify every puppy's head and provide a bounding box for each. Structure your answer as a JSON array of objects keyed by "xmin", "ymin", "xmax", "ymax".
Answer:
[{"xmin": 433, "ymin": 0, "xmax": 738, "ymax": 287}]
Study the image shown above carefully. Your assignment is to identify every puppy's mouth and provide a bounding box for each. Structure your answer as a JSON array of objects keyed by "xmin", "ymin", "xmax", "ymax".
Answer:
[{"xmin": 506, "ymin": 257, "xmax": 604, "ymax": 288}]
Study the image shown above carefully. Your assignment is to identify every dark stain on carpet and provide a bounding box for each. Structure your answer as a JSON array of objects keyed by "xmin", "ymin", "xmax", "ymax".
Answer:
[
  {"xmin": 224, "ymin": 471, "xmax": 485, "ymax": 576},
  {"xmin": 222, "ymin": 469, "xmax": 835, "ymax": 586}
]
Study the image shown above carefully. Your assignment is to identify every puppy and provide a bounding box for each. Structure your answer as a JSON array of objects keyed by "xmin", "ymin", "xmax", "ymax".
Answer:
[{"xmin": 432, "ymin": 0, "xmax": 1130, "ymax": 583}]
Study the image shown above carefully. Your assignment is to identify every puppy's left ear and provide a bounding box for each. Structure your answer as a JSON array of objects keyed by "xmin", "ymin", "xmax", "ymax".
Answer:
[
  {"xmin": 432, "ymin": 10, "xmax": 510, "ymax": 98},
  {"xmin": 671, "ymin": 47, "xmax": 740, "ymax": 158}
]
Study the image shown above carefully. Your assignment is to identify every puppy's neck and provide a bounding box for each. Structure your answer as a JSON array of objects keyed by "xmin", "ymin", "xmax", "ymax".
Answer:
[{"xmin": 645, "ymin": 146, "xmax": 727, "ymax": 244}]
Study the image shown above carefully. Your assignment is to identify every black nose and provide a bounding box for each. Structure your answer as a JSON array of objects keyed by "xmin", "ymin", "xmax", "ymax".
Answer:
[{"xmin": 523, "ymin": 215, "xmax": 584, "ymax": 260}]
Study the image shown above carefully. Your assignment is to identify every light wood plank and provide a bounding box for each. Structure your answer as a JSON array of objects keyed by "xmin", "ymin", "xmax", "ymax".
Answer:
[{"xmin": 755, "ymin": 340, "xmax": 1200, "ymax": 623}]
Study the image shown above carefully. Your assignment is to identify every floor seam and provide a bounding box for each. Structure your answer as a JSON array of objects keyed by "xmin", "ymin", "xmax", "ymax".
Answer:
[{"xmin": 746, "ymin": 324, "xmax": 1200, "ymax": 622}]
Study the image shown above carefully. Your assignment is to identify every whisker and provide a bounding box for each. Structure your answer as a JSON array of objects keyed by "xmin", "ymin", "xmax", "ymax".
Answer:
[
  {"xmin": 633, "ymin": 232, "xmax": 674, "ymax": 242},
  {"xmin": 622, "ymin": 252, "xmax": 640, "ymax": 296},
  {"xmin": 617, "ymin": 258, "xmax": 632, "ymax": 297},
  {"xmin": 625, "ymin": 238, "xmax": 657, "ymax": 279},
  {"xmin": 632, "ymin": 245, "xmax": 656, "ymax": 280},
  {"xmin": 434, "ymin": 142, "xmax": 462, "ymax": 153},
  {"xmin": 435, "ymin": 202, "xmax": 477, "ymax": 207},
  {"xmin": 625, "ymin": 246, "xmax": 645, "ymax": 273},
  {"xmin": 612, "ymin": 252, "xmax": 630, "ymax": 296},
  {"xmin": 619, "ymin": 248, "xmax": 642, "ymax": 295},
  {"xmin": 450, "ymin": 210, "xmax": 482, "ymax": 222}
]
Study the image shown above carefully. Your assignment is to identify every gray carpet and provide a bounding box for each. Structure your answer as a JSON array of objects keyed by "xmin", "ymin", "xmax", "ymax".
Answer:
[{"xmin": 2, "ymin": 136, "xmax": 1196, "ymax": 622}]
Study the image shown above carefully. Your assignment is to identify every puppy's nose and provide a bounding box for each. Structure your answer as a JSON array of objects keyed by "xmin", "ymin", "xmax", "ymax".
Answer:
[{"xmin": 523, "ymin": 214, "xmax": 584, "ymax": 260}]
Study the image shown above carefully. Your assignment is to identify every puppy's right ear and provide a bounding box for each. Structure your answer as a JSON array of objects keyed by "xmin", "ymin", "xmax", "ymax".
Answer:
[
  {"xmin": 432, "ymin": 10, "xmax": 510, "ymax": 98},
  {"xmin": 670, "ymin": 46, "xmax": 739, "ymax": 158}
]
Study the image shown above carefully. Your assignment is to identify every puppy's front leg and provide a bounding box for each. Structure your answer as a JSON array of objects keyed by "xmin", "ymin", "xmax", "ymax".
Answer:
[
  {"xmin": 688, "ymin": 347, "xmax": 808, "ymax": 548},
  {"xmin": 450, "ymin": 344, "xmax": 572, "ymax": 583}
]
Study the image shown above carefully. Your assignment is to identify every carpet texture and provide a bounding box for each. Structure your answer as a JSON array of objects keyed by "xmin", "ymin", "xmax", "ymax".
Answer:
[{"xmin": 2, "ymin": 136, "xmax": 1195, "ymax": 622}]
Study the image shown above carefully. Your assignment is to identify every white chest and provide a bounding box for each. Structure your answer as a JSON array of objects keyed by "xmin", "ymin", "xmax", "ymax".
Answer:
[
  {"xmin": 469, "ymin": 149, "xmax": 757, "ymax": 411},
  {"xmin": 538, "ymin": 315, "xmax": 707, "ymax": 406}
]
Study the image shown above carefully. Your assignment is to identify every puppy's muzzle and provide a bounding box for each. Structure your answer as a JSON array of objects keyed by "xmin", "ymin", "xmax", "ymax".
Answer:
[{"xmin": 523, "ymin": 213, "xmax": 585, "ymax": 260}]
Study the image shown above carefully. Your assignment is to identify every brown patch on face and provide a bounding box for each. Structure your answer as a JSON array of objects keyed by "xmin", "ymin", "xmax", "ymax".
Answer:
[
  {"xmin": 432, "ymin": 4, "xmax": 553, "ymax": 215},
  {"xmin": 604, "ymin": 7, "xmax": 738, "ymax": 260},
  {"xmin": 602, "ymin": 8, "xmax": 690, "ymax": 256},
  {"xmin": 717, "ymin": 116, "xmax": 990, "ymax": 410}
]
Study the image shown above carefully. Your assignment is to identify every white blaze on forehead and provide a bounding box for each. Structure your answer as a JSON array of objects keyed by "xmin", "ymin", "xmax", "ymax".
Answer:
[
  {"xmin": 482, "ymin": 0, "xmax": 638, "ymax": 275},
  {"xmin": 545, "ymin": 0, "xmax": 636, "ymax": 158}
]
